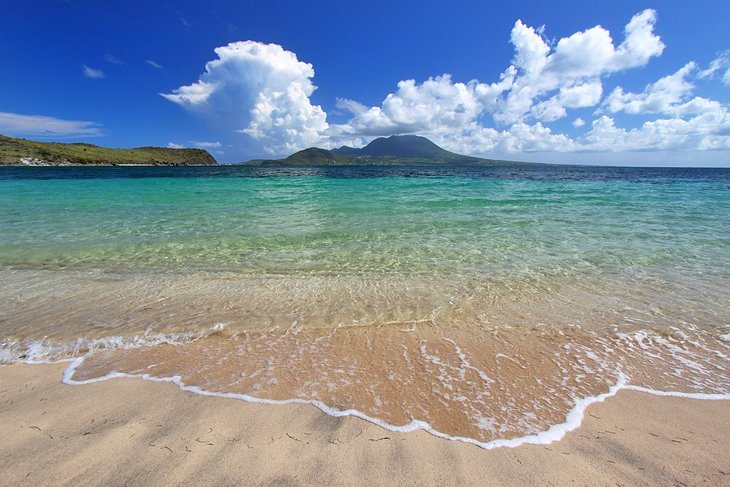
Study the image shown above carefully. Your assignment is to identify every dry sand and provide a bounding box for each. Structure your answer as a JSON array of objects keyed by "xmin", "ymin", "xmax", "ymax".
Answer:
[{"xmin": 0, "ymin": 362, "xmax": 728, "ymax": 486}]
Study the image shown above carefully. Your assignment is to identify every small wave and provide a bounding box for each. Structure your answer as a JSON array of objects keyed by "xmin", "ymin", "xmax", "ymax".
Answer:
[
  {"xmin": 4, "ymin": 325, "xmax": 729, "ymax": 450},
  {"xmin": 59, "ymin": 359, "xmax": 730, "ymax": 450},
  {"xmin": 0, "ymin": 323, "xmax": 229, "ymax": 364}
]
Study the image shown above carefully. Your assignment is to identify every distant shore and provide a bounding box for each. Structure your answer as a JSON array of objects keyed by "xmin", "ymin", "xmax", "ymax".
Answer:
[
  {"xmin": 0, "ymin": 161, "xmax": 217, "ymax": 167},
  {"xmin": 0, "ymin": 134, "xmax": 218, "ymax": 166},
  {"xmin": 1, "ymin": 362, "xmax": 727, "ymax": 486}
]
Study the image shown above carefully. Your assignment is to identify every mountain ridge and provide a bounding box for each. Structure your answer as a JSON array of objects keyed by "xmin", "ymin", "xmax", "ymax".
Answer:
[{"xmin": 243, "ymin": 135, "xmax": 532, "ymax": 166}]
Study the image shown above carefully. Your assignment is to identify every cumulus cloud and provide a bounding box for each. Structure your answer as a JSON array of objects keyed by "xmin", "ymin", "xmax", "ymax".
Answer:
[
  {"xmin": 167, "ymin": 142, "xmax": 185, "ymax": 149},
  {"xmin": 581, "ymin": 111, "xmax": 730, "ymax": 152},
  {"xmin": 332, "ymin": 75, "xmax": 490, "ymax": 138},
  {"xmin": 333, "ymin": 8, "xmax": 664, "ymax": 143},
  {"xmin": 162, "ymin": 41, "xmax": 328, "ymax": 154},
  {"xmin": 0, "ymin": 112, "xmax": 103, "ymax": 138},
  {"xmin": 82, "ymin": 65, "xmax": 105, "ymax": 79},
  {"xmin": 601, "ymin": 62, "xmax": 698, "ymax": 115},
  {"xmin": 162, "ymin": 10, "xmax": 730, "ymax": 162},
  {"xmin": 494, "ymin": 9, "xmax": 663, "ymax": 124},
  {"xmin": 331, "ymin": 8, "xmax": 730, "ymax": 158}
]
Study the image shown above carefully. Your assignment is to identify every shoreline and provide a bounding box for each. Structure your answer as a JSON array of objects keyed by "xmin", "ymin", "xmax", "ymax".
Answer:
[
  {"xmin": 61, "ymin": 353, "xmax": 729, "ymax": 451},
  {"xmin": 1, "ymin": 362, "xmax": 728, "ymax": 486}
]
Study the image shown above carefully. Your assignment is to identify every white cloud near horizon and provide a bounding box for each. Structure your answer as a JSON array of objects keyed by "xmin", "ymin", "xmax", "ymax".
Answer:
[
  {"xmin": 82, "ymin": 65, "xmax": 105, "ymax": 79},
  {"xmin": 161, "ymin": 41, "xmax": 328, "ymax": 154},
  {"xmin": 331, "ymin": 8, "xmax": 730, "ymax": 157},
  {"xmin": 162, "ymin": 9, "xmax": 730, "ymax": 161},
  {"xmin": 0, "ymin": 112, "xmax": 103, "ymax": 138},
  {"xmin": 192, "ymin": 141, "xmax": 221, "ymax": 148}
]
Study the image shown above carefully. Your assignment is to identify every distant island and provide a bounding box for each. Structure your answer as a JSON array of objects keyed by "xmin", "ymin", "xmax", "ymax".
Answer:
[
  {"xmin": 0, "ymin": 135, "xmax": 218, "ymax": 166},
  {"xmin": 243, "ymin": 135, "xmax": 532, "ymax": 166},
  {"xmin": 0, "ymin": 133, "xmax": 532, "ymax": 167}
]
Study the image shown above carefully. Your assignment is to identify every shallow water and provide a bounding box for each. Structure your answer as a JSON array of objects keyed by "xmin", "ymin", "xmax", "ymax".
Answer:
[{"xmin": 1, "ymin": 165, "xmax": 729, "ymax": 445}]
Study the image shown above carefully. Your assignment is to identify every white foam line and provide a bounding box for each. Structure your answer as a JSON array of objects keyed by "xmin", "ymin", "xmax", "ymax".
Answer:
[
  {"xmin": 59, "ymin": 357, "xmax": 726, "ymax": 451},
  {"xmin": 623, "ymin": 385, "xmax": 730, "ymax": 400}
]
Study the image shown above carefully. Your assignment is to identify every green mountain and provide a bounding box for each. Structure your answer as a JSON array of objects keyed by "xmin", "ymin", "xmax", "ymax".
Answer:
[
  {"xmin": 245, "ymin": 135, "xmax": 530, "ymax": 166},
  {"xmin": 334, "ymin": 135, "xmax": 478, "ymax": 162},
  {"xmin": 0, "ymin": 135, "xmax": 218, "ymax": 166}
]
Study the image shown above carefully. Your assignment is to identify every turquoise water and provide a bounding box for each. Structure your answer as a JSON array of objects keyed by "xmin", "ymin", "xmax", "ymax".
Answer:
[
  {"xmin": 2, "ymin": 165, "xmax": 729, "ymax": 444},
  {"xmin": 2, "ymin": 166, "xmax": 729, "ymax": 282}
]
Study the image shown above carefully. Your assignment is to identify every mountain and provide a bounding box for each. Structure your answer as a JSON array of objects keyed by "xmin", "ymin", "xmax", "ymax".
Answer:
[
  {"xmin": 333, "ymin": 135, "xmax": 475, "ymax": 162},
  {"xmin": 244, "ymin": 135, "xmax": 530, "ymax": 166},
  {"xmin": 0, "ymin": 135, "xmax": 218, "ymax": 166}
]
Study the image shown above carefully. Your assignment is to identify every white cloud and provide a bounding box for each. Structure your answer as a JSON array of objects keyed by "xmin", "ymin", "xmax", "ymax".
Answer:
[
  {"xmin": 104, "ymin": 53, "xmax": 125, "ymax": 65},
  {"xmin": 167, "ymin": 142, "xmax": 185, "ymax": 149},
  {"xmin": 330, "ymin": 9, "xmax": 730, "ymax": 159},
  {"xmin": 581, "ymin": 110, "xmax": 730, "ymax": 152},
  {"xmin": 82, "ymin": 65, "xmax": 105, "ymax": 79},
  {"xmin": 495, "ymin": 9, "xmax": 663, "ymax": 124},
  {"xmin": 531, "ymin": 81, "xmax": 603, "ymax": 121},
  {"xmin": 698, "ymin": 50, "xmax": 730, "ymax": 86},
  {"xmin": 334, "ymin": 8, "xmax": 664, "ymax": 143},
  {"xmin": 0, "ymin": 112, "xmax": 103, "ymax": 138},
  {"xmin": 192, "ymin": 141, "xmax": 221, "ymax": 148},
  {"xmin": 145, "ymin": 59, "xmax": 164, "ymax": 70},
  {"xmin": 601, "ymin": 62, "xmax": 697, "ymax": 115},
  {"xmin": 161, "ymin": 10, "xmax": 730, "ymax": 163},
  {"xmin": 332, "ymin": 75, "xmax": 488, "ymax": 138},
  {"xmin": 162, "ymin": 41, "xmax": 328, "ymax": 154}
]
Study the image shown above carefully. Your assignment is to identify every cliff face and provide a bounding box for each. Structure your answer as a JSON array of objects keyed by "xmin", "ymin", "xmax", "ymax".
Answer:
[{"xmin": 0, "ymin": 135, "xmax": 218, "ymax": 166}]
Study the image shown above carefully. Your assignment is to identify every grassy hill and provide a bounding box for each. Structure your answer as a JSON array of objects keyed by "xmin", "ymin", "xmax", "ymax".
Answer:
[
  {"xmin": 0, "ymin": 135, "xmax": 218, "ymax": 166},
  {"xmin": 246, "ymin": 135, "xmax": 532, "ymax": 166}
]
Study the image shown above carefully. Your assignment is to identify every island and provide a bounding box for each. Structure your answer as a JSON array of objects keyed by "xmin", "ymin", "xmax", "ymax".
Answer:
[
  {"xmin": 243, "ymin": 134, "xmax": 532, "ymax": 166},
  {"xmin": 0, "ymin": 134, "xmax": 218, "ymax": 166}
]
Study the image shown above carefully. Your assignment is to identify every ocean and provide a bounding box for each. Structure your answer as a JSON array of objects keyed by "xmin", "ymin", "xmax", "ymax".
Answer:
[{"xmin": 1, "ymin": 164, "xmax": 729, "ymax": 447}]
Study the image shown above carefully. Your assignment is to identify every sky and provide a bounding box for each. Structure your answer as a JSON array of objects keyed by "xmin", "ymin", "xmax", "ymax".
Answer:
[{"xmin": 1, "ymin": 1, "xmax": 730, "ymax": 166}]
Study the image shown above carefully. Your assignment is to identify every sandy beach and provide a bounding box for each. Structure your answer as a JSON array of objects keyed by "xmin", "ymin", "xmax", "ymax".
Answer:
[{"xmin": 1, "ymin": 362, "xmax": 727, "ymax": 486}]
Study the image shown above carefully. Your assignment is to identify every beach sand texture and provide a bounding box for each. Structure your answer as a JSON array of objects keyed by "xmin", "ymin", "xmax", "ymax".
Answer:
[{"xmin": 1, "ymin": 362, "xmax": 728, "ymax": 486}]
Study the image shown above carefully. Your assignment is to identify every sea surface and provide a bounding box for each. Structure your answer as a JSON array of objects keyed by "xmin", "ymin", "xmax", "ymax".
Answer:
[{"xmin": 1, "ymin": 164, "xmax": 729, "ymax": 447}]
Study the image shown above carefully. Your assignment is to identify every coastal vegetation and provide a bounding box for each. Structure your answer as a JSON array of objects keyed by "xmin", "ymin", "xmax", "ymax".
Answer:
[{"xmin": 0, "ymin": 135, "xmax": 218, "ymax": 166}]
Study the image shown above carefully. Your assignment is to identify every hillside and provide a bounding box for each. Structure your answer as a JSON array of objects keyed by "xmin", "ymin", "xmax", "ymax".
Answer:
[
  {"xmin": 333, "ymin": 135, "xmax": 481, "ymax": 163},
  {"xmin": 245, "ymin": 135, "xmax": 530, "ymax": 166},
  {"xmin": 0, "ymin": 135, "xmax": 218, "ymax": 166}
]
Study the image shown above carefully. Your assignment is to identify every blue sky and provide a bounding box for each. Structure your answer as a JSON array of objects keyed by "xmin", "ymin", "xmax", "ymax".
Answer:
[{"xmin": 1, "ymin": 1, "xmax": 729, "ymax": 165}]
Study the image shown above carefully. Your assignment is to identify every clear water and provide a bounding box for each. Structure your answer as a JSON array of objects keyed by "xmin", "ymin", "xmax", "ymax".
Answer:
[
  {"xmin": 2, "ymin": 165, "xmax": 729, "ymax": 279},
  {"xmin": 1, "ymin": 165, "xmax": 729, "ymax": 446}
]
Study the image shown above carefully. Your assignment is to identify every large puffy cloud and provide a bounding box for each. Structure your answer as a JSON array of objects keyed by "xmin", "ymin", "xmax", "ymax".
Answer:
[
  {"xmin": 0, "ymin": 112, "xmax": 103, "ymax": 138},
  {"xmin": 601, "ymin": 62, "xmax": 699, "ymax": 115},
  {"xmin": 495, "ymin": 9, "xmax": 664, "ymax": 124},
  {"xmin": 162, "ymin": 11, "xmax": 730, "ymax": 162},
  {"xmin": 332, "ymin": 74, "xmax": 508, "ymax": 138},
  {"xmin": 335, "ymin": 8, "xmax": 665, "ymax": 139},
  {"xmin": 162, "ymin": 41, "xmax": 328, "ymax": 154},
  {"xmin": 331, "ymin": 8, "xmax": 730, "ymax": 159},
  {"xmin": 582, "ymin": 110, "xmax": 730, "ymax": 152}
]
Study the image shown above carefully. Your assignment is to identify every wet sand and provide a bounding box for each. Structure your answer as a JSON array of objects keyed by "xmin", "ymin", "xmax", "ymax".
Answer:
[{"xmin": 1, "ymin": 362, "xmax": 728, "ymax": 486}]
